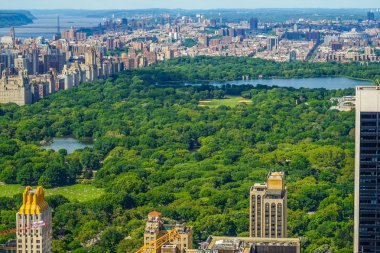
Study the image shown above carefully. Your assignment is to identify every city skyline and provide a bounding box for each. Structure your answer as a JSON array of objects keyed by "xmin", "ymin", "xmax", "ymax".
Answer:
[{"xmin": 3, "ymin": 0, "xmax": 380, "ymax": 10}]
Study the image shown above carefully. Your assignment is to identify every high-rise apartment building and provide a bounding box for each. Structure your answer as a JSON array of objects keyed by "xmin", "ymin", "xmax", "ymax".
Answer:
[
  {"xmin": 85, "ymin": 48, "xmax": 97, "ymax": 66},
  {"xmin": 354, "ymin": 86, "xmax": 380, "ymax": 253},
  {"xmin": 143, "ymin": 211, "xmax": 192, "ymax": 253},
  {"xmin": 367, "ymin": 11, "xmax": 375, "ymax": 21},
  {"xmin": 16, "ymin": 186, "xmax": 52, "ymax": 253},
  {"xmin": 267, "ymin": 36, "xmax": 279, "ymax": 51},
  {"xmin": 250, "ymin": 172, "xmax": 287, "ymax": 238},
  {"xmin": 249, "ymin": 18, "xmax": 258, "ymax": 30},
  {"xmin": 43, "ymin": 50, "xmax": 65, "ymax": 73},
  {"xmin": 0, "ymin": 69, "xmax": 32, "ymax": 105}
]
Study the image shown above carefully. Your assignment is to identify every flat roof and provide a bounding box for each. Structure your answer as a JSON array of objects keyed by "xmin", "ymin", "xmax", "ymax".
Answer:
[
  {"xmin": 356, "ymin": 86, "xmax": 380, "ymax": 90},
  {"xmin": 206, "ymin": 236, "xmax": 301, "ymax": 249}
]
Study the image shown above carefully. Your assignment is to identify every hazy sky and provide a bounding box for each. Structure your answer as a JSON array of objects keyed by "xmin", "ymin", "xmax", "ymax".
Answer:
[{"xmin": 3, "ymin": 0, "xmax": 380, "ymax": 9}]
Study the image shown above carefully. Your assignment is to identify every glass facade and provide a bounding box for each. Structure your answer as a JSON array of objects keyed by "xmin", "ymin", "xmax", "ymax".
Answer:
[{"xmin": 359, "ymin": 112, "xmax": 380, "ymax": 252}]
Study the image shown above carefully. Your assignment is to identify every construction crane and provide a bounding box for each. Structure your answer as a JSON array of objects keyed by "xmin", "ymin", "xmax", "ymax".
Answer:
[
  {"xmin": 135, "ymin": 229, "xmax": 180, "ymax": 253},
  {"xmin": 0, "ymin": 221, "xmax": 47, "ymax": 236}
]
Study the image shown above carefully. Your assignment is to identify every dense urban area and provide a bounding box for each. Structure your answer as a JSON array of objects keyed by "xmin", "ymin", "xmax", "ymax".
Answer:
[
  {"xmin": 0, "ymin": 9, "xmax": 379, "ymax": 105},
  {"xmin": 0, "ymin": 8, "xmax": 380, "ymax": 253}
]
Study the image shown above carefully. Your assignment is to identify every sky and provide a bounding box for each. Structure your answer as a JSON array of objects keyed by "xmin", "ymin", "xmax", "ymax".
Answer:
[{"xmin": 2, "ymin": 0, "xmax": 380, "ymax": 9}]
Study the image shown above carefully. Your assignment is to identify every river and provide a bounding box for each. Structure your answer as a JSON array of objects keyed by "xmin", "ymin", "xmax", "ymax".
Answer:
[
  {"xmin": 0, "ymin": 13, "xmax": 102, "ymax": 39},
  {"xmin": 183, "ymin": 77, "xmax": 372, "ymax": 90}
]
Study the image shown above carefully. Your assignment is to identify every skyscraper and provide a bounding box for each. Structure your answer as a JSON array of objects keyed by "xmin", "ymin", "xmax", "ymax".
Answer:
[
  {"xmin": 10, "ymin": 27, "xmax": 15, "ymax": 42},
  {"xmin": 355, "ymin": 87, "xmax": 380, "ymax": 253},
  {"xmin": 367, "ymin": 11, "xmax": 375, "ymax": 21},
  {"xmin": 250, "ymin": 18, "xmax": 258, "ymax": 30},
  {"xmin": 267, "ymin": 36, "xmax": 279, "ymax": 51},
  {"xmin": 250, "ymin": 172, "xmax": 287, "ymax": 238},
  {"xmin": 16, "ymin": 186, "xmax": 52, "ymax": 253}
]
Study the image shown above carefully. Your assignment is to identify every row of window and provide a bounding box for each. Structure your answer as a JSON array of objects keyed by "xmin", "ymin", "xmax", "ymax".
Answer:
[{"xmin": 17, "ymin": 240, "xmax": 41, "ymax": 243}]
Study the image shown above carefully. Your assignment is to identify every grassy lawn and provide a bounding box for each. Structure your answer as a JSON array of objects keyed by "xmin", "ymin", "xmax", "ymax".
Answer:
[
  {"xmin": 199, "ymin": 96, "xmax": 252, "ymax": 108},
  {"xmin": 0, "ymin": 184, "xmax": 104, "ymax": 202}
]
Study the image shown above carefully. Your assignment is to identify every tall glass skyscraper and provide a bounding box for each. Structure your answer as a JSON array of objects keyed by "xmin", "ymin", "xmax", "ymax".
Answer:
[{"xmin": 355, "ymin": 86, "xmax": 380, "ymax": 253}]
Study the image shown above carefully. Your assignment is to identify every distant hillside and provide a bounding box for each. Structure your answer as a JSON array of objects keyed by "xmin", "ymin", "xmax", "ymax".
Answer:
[{"xmin": 0, "ymin": 10, "xmax": 35, "ymax": 28}]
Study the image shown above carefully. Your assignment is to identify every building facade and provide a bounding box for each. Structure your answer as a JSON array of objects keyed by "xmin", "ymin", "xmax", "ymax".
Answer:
[
  {"xmin": 143, "ymin": 211, "xmax": 192, "ymax": 253},
  {"xmin": 16, "ymin": 187, "xmax": 52, "ymax": 253},
  {"xmin": 0, "ymin": 69, "xmax": 32, "ymax": 106},
  {"xmin": 250, "ymin": 172, "xmax": 287, "ymax": 238},
  {"xmin": 267, "ymin": 36, "xmax": 279, "ymax": 51},
  {"xmin": 354, "ymin": 86, "xmax": 380, "ymax": 253}
]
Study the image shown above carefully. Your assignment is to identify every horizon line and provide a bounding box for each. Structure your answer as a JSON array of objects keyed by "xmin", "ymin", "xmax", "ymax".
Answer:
[{"xmin": 7, "ymin": 7, "xmax": 380, "ymax": 11}]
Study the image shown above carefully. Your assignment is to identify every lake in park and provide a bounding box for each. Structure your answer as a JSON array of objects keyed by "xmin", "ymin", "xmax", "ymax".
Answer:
[
  {"xmin": 42, "ymin": 138, "xmax": 93, "ymax": 154},
  {"xmin": 184, "ymin": 77, "xmax": 372, "ymax": 90}
]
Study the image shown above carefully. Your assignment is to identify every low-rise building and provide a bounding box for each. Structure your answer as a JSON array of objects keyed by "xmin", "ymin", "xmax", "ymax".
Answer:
[
  {"xmin": 196, "ymin": 236, "xmax": 301, "ymax": 253},
  {"xmin": 0, "ymin": 239, "xmax": 16, "ymax": 253}
]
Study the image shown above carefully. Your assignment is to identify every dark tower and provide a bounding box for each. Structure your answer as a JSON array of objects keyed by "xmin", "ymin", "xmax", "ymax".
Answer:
[
  {"xmin": 367, "ymin": 11, "xmax": 375, "ymax": 21},
  {"xmin": 10, "ymin": 27, "xmax": 15, "ymax": 41},
  {"xmin": 250, "ymin": 18, "xmax": 258, "ymax": 30},
  {"xmin": 355, "ymin": 87, "xmax": 380, "ymax": 253}
]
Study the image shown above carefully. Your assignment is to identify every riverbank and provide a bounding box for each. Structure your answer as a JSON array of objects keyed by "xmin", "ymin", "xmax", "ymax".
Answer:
[{"xmin": 0, "ymin": 11, "xmax": 35, "ymax": 28}]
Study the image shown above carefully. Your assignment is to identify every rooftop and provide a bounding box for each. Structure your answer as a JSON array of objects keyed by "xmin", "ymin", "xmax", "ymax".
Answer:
[
  {"xmin": 203, "ymin": 236, "xmax": 301, "ymax": 250},
  {"xmin": 148, "ymin": 211, "xmax": 162, "ymax": 217},
  {"xmin": 18, "ymin": 186, "xmax": 49, "ymax": 215}
]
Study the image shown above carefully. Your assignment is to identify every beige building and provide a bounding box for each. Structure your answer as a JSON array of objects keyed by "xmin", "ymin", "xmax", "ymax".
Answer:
[
  {"xmin": 249, "ymin": 172, "xmax": 287, "ymax": 238},
  {"xmin": 0, "ymin": 69, "xmax": 32, "ymax": 106},
  {"xmin": 14, "ymin": 57, "xmax": 28, "ymax": 71},
  {"xmin": 16, "ymin": 186, "xmax": 52, "ymax": 253},
  {"xmin": 142, "ymin": 211, "xmax": 192, "ymax": 253}
]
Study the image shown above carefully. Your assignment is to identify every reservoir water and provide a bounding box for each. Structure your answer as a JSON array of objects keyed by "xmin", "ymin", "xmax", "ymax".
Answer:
[
  {"xmin": 42, "ymin": 138, "xmax": 93, "ymax": 154},
  {"xmin": 184, "ymin": 77, "xmax": 372, "ymax": 90}
]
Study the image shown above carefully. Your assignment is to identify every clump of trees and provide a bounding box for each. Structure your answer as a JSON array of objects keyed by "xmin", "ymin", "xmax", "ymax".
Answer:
[{"xmin": 0, "ymin": 57, "xmax": 367, "ymax": 252}]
